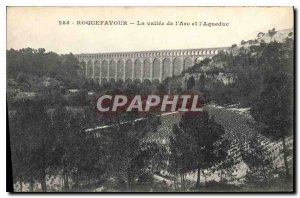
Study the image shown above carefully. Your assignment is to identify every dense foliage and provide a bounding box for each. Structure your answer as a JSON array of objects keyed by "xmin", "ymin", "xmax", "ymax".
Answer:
[
  {"xmin": 7, "ymin": 30, "xmax": 294, "ymax": 192},
  {"xmin": 7, "ymin": 48, "xmax": 81, "ymax": 95}
]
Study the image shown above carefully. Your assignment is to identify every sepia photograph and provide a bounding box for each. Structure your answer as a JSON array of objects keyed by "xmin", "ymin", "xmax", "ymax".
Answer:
[{"xmin": 6, "ymin": 6, "xmax": 294, "ymax": 192}]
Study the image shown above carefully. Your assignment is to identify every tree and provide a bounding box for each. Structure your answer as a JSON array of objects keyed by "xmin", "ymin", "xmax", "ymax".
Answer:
[
  {"xmin": 6, "ymin": 48, "xmax": 80, "ymax": 92},
  {"xmin": 50, "ymin": 106, "xmax": 74, "ymax": 191},
  {"xmin": 9, "ymin": 97, "xmax": 54, "ymax": 192},
  {"xmin": 268, "ymin": 28, "xmax": 276, "ymax": 38},
  {"xmin": 169, "ymin": 123, "xmax": 195, "ymax": 189},
  {"xmin": 170, "ymin": 111, "xmax": 227, "ymax": 189},
  {"xmin": 69, "ymin": 89, "xmax": 89, "ymax": 106},
  {"xmin": 9, "ymin": 109, "xmax": 32, "ymax": 192},
  {"xmin": 241, "ymin": 133, "xmax": 273, "ymax": 186},
  {"xmin": 250, "ymin": 41, "xmax": 293, "ymax": 181},
  {"xmin": 107, "ymin": 113, "xmax": 161, "ymax": 191},
  {"xmin": 213, "ymin": 139, "xmax": 234, "ymax": 184},
  {"xmin": 186, "ymin": 76, "xmax": 195, "ymax": 90},
  {"xmin": 96, "ymin": 87, "xmax": 162, "ymax": 191}
]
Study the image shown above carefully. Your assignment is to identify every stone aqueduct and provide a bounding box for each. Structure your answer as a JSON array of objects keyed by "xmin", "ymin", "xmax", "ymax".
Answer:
[{"xmin": 75, "ymin": 47, "xmax": 229, "ymax": 84}]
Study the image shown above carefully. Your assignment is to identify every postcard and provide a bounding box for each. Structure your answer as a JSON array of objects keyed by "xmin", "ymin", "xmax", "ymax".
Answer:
[{"xmin": 6, "ymin": 6, "xmax": 294, "ymax": 192}]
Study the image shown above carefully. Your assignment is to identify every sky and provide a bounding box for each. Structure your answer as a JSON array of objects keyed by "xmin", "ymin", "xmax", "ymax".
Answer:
[{"xmin": 7, "ymin": 7, "xmax": 293, "ymax": 54}]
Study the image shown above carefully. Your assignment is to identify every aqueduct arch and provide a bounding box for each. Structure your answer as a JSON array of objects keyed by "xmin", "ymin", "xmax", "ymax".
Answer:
[
  {"xmin": 94, "ymin": 60, "xmax": 100, "ymax": 77},
  {"xmin": 125, "ymin": 59, "xmax": 133, "ymax": 80},
  {"xmin": 117, "ymin": 59, "xmax": 124, "ymax": 80},
  {"xmin": 134, "ymin": 59, "xmax": 142, "ymax": 80},
  {"xmin": 183, "ymin": 57, "xmax": 193, "ymax": 70},
  {"xmin": 76, "ymin": 47, "xmax": 229, "ymax": 84},
  {"xmin": 173, "ymin": 57, "xmax": 182, "ymax": 76},
  {"xmin": 109, "ymin": 60, "xmax": 116, "ymax": 79},
  {"xmin": 152, "ymin": 58, "xmax": 161, "ymax": 81},
  {"xmin": 143, "ymin": 59, "xmax": 151, "ymax": 80},
  {"xmin": 162, "ymin": 58, "xmax": 171, "ymax": 79}
]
